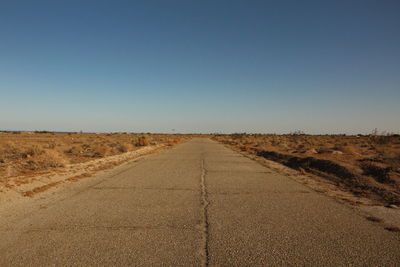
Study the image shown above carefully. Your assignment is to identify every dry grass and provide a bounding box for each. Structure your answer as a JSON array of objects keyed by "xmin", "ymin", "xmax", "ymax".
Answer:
[
  {"xmin": 0, "ymin": 132, "xmax": 189, "ymax": 183},
  {"xmin": 213, "ymin": 134, "xmax": 400, "ymax": 205}
]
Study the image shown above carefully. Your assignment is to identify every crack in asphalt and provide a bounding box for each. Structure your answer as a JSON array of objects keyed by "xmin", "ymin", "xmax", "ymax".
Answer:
[
  {"xmin": 209, "ymin": 190, "xmax": 311, "ymax": 195},
  {"xmin": 22, "ymin": 224, "xmax": 190, "ymax": 233},
  {"xmin": 92, "ymin": 186, "xmax": 196, "ymax": 191},
  {"xmin": 200, "ymin": 157, "xmax": 210, "ymax": 267}
]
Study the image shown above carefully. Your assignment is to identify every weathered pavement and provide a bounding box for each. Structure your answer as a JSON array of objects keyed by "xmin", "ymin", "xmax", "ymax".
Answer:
[{"xmin": 1, "ymin": 138, "xmax": 399, "ymax": 266}]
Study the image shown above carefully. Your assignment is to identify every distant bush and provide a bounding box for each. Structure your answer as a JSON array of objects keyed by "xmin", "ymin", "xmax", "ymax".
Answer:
[
  {"xmin": 135, "ymin": 136, "xmax": 149, "ymax": 146},
  {"xmin": 290, "ymin": 130, "xmax": 305, "ymax": 135},
  {"xmin": 361, "ymin": 163, "xmax": 393, "ymax": 184},
  {"xmin": 368, "ymin": 128, "xmax": 399, "ymax": 145},
  {"xmin": 231, "ymin": 133, "xmax": 247, "ymax": 139},
  {"xmin": 34, "ymin": 130, "xmax": 53, "ymax": 134},
  {"xmin": 117, "ymin": 144, "xmax": 128, "ymax": 153},
  {"xmin": 23, "ymin": 146, "xmax": 45, "ymax": 158}
]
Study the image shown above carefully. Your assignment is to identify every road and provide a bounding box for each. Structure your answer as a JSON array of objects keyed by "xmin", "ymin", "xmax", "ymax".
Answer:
[{"xmin": 1, "ymin": 138, "xmax": 399, "ymax": 266}]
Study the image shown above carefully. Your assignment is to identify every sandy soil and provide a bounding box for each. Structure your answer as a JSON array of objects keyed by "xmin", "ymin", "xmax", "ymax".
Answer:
[
  {"xmin": 213, "ymin": 134, "xmax": 400, "ymax": 206},
  {"xmin": 0, "ymin": 132, "xmax": 189, "ymax": 203}
]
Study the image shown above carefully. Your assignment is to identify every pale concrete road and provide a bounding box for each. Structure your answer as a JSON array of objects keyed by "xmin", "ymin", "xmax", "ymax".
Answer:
[{"xmin": 1, "ymin": 138, "xmax": 399, "ymax": 266}]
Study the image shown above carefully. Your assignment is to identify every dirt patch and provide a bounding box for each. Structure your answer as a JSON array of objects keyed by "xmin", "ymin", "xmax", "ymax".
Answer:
[
  {"xmin": 23, "ymin": 181, "xmax": 65, "ymax": 197},
  {"xmin": 365, "ymin": 216, "xmax": 383, "ymax": 223},
  {"xmin": 255, "ymin": 149, "xmax": 399, "ymax": 204},
  {"xmin": 360, "ymin": 163, "xmax": 394, "ymax": 184},
  {"xmin": 257, "ymin": 150, "xmax": 355, "ymax": 179},
  {"xmin": 384, "ymin": 226, "xmax": 400, "ymax": 232},
  {"xmin": 213, "ymin": 134, "xmax": 400, "ymax": 205},
  {"xmin": 0, "ymin": 132, "xmax": 191, "ymax": 199},
  {"xmin": 65, "ymin": 173, "xmax": 91, "ymax": 182},
  {"xmin": 0, "ymin": 132, "xmax": 189, "ymax": 181}
]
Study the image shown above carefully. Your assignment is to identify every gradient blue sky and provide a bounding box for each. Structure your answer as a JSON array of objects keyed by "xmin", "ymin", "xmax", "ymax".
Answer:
[{"xmin": 1, "ymin": 0, "xmax": 399, "ymax": 134}]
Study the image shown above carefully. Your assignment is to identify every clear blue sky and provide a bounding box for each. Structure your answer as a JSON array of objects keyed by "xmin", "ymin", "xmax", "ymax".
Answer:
[{"xmin": 1, "ymin": 0, "xmax": 399, "ymax": 134}]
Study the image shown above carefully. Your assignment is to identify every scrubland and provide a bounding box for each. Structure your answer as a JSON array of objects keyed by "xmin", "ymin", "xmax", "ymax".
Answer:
[
  {"xmin": 213, "ymin": 134, "xmax": 400, "ymax": 205},
  {"xmin": 3, "ymin": 131, "xmax": 400, "ymax": 206},
  {"xmin": 0, "ymin": 132, "xmax": 187, "ymax": 194}
]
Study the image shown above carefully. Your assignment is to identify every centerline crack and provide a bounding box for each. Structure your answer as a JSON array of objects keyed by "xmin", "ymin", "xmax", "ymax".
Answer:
[{"xmin": 200, "ymin": 158, "xmax": 210, "ymax": 267}]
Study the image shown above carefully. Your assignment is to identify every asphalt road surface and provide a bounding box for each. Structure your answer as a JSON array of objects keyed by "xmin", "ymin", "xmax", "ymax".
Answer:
[{"xmin": 1, "ymin": 138, "xmax": 399, "ymax": 266}]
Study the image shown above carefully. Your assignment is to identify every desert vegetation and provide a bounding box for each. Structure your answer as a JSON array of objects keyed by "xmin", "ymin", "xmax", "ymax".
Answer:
[
  {"xmin": 0, "ymin": 131, "xmax": 186, "ymax": 184},
  {"xmin": 213, "ymin": 133, "xmax": 400, "ymax": 205}
]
